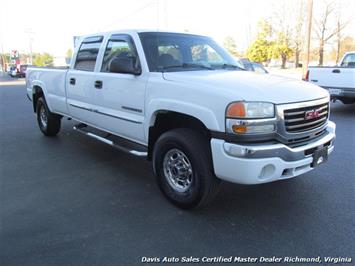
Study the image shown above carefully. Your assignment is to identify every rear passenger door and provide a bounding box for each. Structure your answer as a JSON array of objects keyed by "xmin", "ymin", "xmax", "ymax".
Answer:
[
  {"xmin": 66, "ymin": 36, "xmax": 103, "ymax": 124},
  {"xmin": 91, "ymin": 34, "xmax": 147, "ymax": 143}
]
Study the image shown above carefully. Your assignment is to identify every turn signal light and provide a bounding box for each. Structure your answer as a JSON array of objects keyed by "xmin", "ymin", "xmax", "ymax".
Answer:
[
  {"xmin": 232, "ymin": 124, "xmax": 247, "ymax": 133},
  {"xmin": 227, "ymin": 102, "xmax": 246, "ymax": 118}
]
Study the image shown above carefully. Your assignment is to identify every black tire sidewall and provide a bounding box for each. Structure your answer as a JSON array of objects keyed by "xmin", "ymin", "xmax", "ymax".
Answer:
[
  {"xmin": 36, "ymin": 98, "xmax": 49, "ymax": 133},
  {"xmin": 154, "ymin": 129, "xmax": 213, "ymax": 209},
  {"xmin": 36, "ymin": 97, "xmax": 61, "ymax": 136}
]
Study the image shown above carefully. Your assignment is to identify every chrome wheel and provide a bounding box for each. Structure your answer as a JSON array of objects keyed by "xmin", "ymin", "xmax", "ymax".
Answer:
[
  {"xmin": 39, "ymin": 105, "xmax": 48, "ymax": 128},
  {"xmin": 163, "ymin": 148, "xmax": 193, "ymax": 193}
]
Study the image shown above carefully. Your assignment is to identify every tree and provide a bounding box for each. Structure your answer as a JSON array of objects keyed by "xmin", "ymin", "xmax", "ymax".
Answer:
[
  {"xmin": 333, "ymin": 3, "xmax": 351, "ymax": 64},
  {"xmin": 246, "ymin": 39, "xmax": 270, "ymax": 63},
  {"xmin": 313, "ymin": 0, "xmax": 349, "ymax": 66},
  {"xmin": 269, "ymin": 0, "xmax": 296, "ymax": 68},
  {"xmin": 32, "ymin": 53, "xmax": 54, "ymax": 67},
  {"xmin": 0, "ymin": 53, "xmax": 11, "ymax": 71},
  {"xmin": 339, "ymin": 37, "xmax": 355, "ymax": 58},
  {"xmin": 0, "ymin": 54, "xmax": 6, "ymax": 71},
  {"xmin": 330, "ymin": 36, "xmax": 355, "ymax": 63},
  {"xmin": 293, "ymin": 1, "xmax": 306, "ymax": 67},
  {"xmin": 270, "ymin": 33, "xmax": 294, "ymax": 69},
  {"xmin": 223, "ymin": 37, "xmax": 239, "ymax": 57},
  {"xmin": 246, "ymin": 19, "xmax": 273, "ymax": 63}
]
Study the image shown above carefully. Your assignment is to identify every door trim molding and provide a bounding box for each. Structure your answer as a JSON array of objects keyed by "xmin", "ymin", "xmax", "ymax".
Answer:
[{"xmin": 69, "ymin": 103, "xmax": 142, "ymax": 124}]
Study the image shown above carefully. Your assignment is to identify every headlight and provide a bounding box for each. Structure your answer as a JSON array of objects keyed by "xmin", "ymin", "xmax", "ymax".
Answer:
[
  {"xmin": 226, "ymin": 101, "xmax": 276, "ymax": 134},
  {"xmin": 226, "ymin": 102, "xmax": 275, "ymax": 118}
]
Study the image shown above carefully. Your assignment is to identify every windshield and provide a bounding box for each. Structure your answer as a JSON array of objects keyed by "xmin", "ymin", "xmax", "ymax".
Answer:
[{"xmin": 139, "ymin": 32, "xmax": 242, "ymax": 72}]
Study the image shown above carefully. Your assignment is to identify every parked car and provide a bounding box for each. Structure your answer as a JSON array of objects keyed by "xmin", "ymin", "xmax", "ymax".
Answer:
[
  {"xmin": 237, "ymin": 58, "xmax": 268, "ymax": 74},
  {"xmin": 19, "ymin": 64, "xmax": 28, "ymax": 78},
  {"xmin": 26, "ymin": 30, "xmax": 335, "ymax": 209},
  {"xmin": 7, "ymin": 65, "xmax": 27, "ymax": 78},
  {"xmin": 305, "ymin": 51, "xmax": 355, "ymax": 104},
  {"xmin": 7, "ymin": 66, "xmax": 17, "ymax": 77}
]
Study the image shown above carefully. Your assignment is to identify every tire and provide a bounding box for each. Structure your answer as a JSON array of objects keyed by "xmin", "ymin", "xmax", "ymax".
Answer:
[
  {"xmin": 36, "ymin": 97, "xmax": 61, "ymax": 136},
  {"xmin": 153, "ymin": 128, "xmax": 220, "ymax": 209}
]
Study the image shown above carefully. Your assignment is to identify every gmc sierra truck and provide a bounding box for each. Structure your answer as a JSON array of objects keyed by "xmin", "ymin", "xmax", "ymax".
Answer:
[
  {"xmin": 26, "ymin": 30, "xmax": 336, "ymax": 209},
  {"xmin": 305, "ymin": 51, "xmax": 355, "ymax": 104}
]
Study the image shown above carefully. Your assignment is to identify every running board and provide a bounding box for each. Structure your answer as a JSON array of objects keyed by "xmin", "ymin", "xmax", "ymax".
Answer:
[{"xmin": 73, "ymin": 123, "xmax": 147, "ymax": 157}]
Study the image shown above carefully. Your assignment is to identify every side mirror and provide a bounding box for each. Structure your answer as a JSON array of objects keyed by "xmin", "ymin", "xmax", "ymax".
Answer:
[{"xmin": 109, "ymin": 56, "xmax": 141, "ymax": 75}]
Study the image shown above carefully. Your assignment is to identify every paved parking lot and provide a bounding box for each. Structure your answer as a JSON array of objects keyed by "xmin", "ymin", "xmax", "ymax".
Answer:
[{"xmin": 0, "ymin": 74, "xmax": 354, "ymax": 265}]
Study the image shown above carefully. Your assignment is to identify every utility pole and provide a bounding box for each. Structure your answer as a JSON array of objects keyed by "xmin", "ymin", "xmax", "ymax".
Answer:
[
  {"xmin": 0, "ymin": 34, "xmax": 6, "ymax": 72},
  {"xmin": 0, "ymin": 43, "xmax": 5, "ymax": 71},
  {"xmin": 304, "ymin": 0, "xmax": 313, "ymax": 78}
]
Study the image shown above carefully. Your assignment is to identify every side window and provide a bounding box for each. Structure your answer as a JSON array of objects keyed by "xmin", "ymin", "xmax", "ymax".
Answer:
[
  {"xmin": 74, "ymin": 36, "xmax": 103, "ymax": 71},
  {"xmin": 341, "ymin": 54, "xmax": 355, "ymax": 67},
  {"xmin": 101, "ymin": 37, "xmax": 138, "ymax": 72},
  {"xmin": 191, "ymin": 44, "xmax": 224, "ymax": 63}
]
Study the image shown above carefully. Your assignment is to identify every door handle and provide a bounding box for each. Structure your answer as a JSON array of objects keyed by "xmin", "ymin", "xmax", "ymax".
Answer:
[
  {"xmin": 69, "ymin": 78, "xmax": 76, "ymax": 85},
  {"xmin": 332, "ymin": 69, "xmax": 340, "ymax": 73},
  {"xmin": 95, "ymin": 80, "xmax": 103, "ymax": 89}
]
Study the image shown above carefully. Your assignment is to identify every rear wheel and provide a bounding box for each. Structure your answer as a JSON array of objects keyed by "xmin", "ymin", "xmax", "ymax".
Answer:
[
  {"xmin": 36, "ymin": 97, "xmax": 61, "ymax": 136},
  {"xmin": 153, "ymin": 128, "xmax": 220, "ymax": 209}
]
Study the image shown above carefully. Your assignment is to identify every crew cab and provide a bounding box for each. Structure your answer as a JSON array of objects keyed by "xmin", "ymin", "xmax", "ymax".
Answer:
[
  {"xmin": 26, "ymin": 30, "xmax": 336, "ymax": 209},
  {"xmin": 305, "ymin": 52, "xmax": 355, "ymax": 104}
]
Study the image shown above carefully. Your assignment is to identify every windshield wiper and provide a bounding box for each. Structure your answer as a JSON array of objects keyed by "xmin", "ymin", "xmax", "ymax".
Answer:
[
  {"xmin": 219, "ymin": 63, "xmax": 245, "ymax": 70},
  {"xmin": 160, "ymin": 63, "xmax": 214, "ymax": 71}
]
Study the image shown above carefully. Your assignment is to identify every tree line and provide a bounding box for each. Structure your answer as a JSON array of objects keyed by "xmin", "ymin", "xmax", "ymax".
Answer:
[{"xmin": 223, "ymin": 0, "xmax": 354, "ymax": 68}]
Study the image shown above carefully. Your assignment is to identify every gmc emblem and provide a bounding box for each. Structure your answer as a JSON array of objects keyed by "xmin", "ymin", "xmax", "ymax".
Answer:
[{"xmin": 305, "ymin": 109, "xmax": 321, "ymax": 120}]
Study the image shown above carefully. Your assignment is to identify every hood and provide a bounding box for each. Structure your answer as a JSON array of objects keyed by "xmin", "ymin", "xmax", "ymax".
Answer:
[{"xmin": 162, "ymin": 70, "xmax": 329, "ymax": 104}]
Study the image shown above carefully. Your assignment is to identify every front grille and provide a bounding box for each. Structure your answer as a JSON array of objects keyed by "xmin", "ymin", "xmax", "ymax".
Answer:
[{"xmin": 284, "ymin": 102, "xmax": 329, "ymax": 133}]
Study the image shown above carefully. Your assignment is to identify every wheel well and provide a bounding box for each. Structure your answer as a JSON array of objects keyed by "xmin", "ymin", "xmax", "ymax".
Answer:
[
  {"xmin": 32, "ymin": 86, "xmax": 44, "ymax": 113},
  {"xmin": 147, "ymin": 111, "xmax": 210, "ymax": 160}
]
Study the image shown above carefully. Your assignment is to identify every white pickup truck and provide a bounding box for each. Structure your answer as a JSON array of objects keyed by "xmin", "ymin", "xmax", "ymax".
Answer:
[
  {"xmin": 306, "ymin": 51, "xmax": 355, "ymax": 104},
  {"xmin": 26, "ymin": 30, "xmax": 336, "ymax": 209}
]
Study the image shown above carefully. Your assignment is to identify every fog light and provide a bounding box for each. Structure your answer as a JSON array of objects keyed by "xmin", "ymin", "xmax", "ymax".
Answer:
[
  {"xmin": 258, "ymin": 164, "xmax": 276, "ymax": 180},
  {"xmin": 232, "ymin": 124, "xmax": 275, "ymax": 134}
]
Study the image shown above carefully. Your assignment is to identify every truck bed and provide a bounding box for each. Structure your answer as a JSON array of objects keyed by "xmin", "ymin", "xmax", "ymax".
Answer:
[{"xmin": 26, "ymin": 67, "xmax": 69, "ymax": 115}]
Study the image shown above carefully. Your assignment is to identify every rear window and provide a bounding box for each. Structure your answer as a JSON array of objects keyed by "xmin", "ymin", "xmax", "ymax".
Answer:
[{"xmin": 74, "ymin": 36, "xmax": 103, "ymax": 71}]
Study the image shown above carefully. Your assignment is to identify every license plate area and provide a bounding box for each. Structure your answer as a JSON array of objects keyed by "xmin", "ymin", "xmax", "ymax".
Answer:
[
  {"xmin": 328, "ymin": 88, "xmax": 341, "ymax": 95},
  {"xmin": 311, "ymin": 147, "xmax": 328, "ymax": 167}
]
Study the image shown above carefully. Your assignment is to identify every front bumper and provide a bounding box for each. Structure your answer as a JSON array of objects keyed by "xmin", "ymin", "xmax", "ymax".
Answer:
[
  {"xmin": 211, "ymin": 121, "xmax": 336, "ymax": 184},
  {"xmin": 324, "ymin": 87, "xmax": 355, "ymax": 99}
]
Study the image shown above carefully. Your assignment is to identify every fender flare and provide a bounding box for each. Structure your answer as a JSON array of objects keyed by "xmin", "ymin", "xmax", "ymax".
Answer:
[
  {"xmin": 31, "ymin": 80, "xmax": 54, "ymax": 112},
  {"xmin": 145, "ymin": 98, "xmax": 221, "ymax": 141}
]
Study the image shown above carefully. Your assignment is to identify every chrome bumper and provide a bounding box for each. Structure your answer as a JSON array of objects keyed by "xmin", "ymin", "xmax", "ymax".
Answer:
[{"xmin": 223, "ymin": 121, "xmax": 336, "ymax": 162}]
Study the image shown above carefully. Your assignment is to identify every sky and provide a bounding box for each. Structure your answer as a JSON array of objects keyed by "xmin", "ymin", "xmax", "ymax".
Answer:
[{"xmin": 0, "ymin": 0, "xmax": 354, "ymax": 57}]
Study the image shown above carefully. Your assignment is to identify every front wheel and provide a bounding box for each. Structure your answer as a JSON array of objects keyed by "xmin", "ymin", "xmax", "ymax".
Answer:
[
  {"xmin": 153, "ymin": 128, "xmax": 220, "ymax": 209},
  {"xmin": 36, "ymin": 97, "xmax": 61, "ymax": 136}
]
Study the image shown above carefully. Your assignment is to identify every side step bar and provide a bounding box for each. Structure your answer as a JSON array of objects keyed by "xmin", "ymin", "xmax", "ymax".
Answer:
[{"xmin": 73, "ymin": 123, "xmax": 147, "ymax": 157}]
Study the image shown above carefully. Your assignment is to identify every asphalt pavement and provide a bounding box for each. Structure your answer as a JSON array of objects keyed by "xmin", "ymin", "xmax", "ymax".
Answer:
[{"xmin": 0, "ymin": 73, "xmax": 354, "ymax": 265}]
